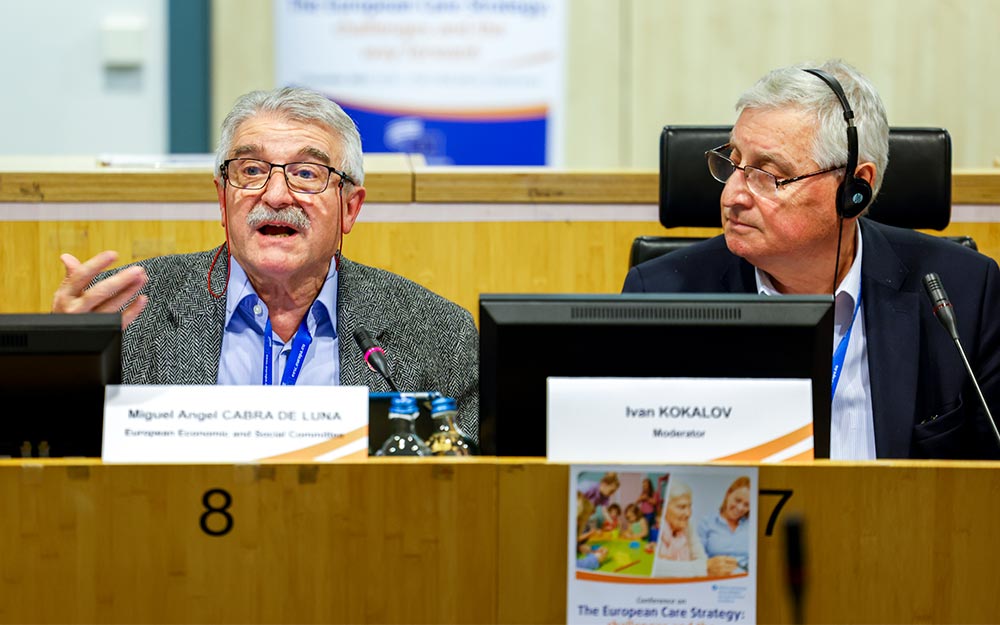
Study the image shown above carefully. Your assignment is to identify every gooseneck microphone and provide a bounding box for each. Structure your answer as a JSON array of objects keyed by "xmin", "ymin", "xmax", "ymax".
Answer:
[
  {"xmin": 922, "ymin": 273, "xmax": 1000, "ymax": 447},
  {"xmin": 353, "ymin": 328, "xmax": 399, "ymax": 392}
]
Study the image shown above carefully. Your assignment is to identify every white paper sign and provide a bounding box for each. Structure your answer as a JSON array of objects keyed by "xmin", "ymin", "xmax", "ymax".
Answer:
[
  {"xmin": 569, "ymin": 465, "xmax": 758, "ymax": 625},
  {"xmin": 102, "ymin": 385, "xmax": 370, "ymax": 463},
  {"xmin": 548, "ymin": 377, "xmax": 813, "ymax": 463}
]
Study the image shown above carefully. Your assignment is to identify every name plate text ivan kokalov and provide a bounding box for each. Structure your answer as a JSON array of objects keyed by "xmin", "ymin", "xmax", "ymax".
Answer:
[
  {"xmin": 547, "ymin": 377, "xmax": 813, "ymax": 462},
  {"xmin": 102, "ymin": 385, "xmax": 370, "ymax": 463}
]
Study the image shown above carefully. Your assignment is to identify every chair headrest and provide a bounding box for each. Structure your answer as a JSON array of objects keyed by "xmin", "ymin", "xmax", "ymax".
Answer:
[{"xmin": 659, "ymin": 125, "xmax": 952, "ymax": 231}]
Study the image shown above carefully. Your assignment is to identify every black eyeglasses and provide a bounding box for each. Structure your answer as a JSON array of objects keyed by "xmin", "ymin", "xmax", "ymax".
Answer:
[
  {"xmin": 705, "ymin": 144, "xmax": 844, "ymax": 200},
  {"xmin": 220, "ymin": 158, "xmax": 357, "ymax": 194}
]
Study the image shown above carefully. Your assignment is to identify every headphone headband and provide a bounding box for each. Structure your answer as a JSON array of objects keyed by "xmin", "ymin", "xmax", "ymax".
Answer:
[
  {"xmin": 803, "ymin": 67, "xmax": 871, "ymax": 218},
  {"xmin": 803, "ymin": 68, "xmax": 855, "ymax": 126}
]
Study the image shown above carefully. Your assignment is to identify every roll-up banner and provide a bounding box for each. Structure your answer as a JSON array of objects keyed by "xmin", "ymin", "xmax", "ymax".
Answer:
[{"xmin": 274, "ymin": 0, "xmax": 566, "ymax": 166}]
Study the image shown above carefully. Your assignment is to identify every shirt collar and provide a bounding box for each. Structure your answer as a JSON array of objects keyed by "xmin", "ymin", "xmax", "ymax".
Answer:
[
  {"xmin": 714, "ymin": 512, "xmax": 748, "ymax": 529},
  {"xmin": 223, "ymin": 256, "xmax": 339, "ymax": 338},
  {"xmin": 224, "ymin": 257, "xmax": 256, "ymax": 328}
]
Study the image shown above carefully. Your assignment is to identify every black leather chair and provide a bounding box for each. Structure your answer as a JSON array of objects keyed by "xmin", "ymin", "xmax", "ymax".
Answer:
[{"xmin": 630, "ymin": 126, "xmax": 976, "ymax": 267}]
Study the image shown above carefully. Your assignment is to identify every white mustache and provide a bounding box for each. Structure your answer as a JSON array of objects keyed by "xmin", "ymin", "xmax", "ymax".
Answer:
[{"xmin": 246, "ymin": 205, "xmax": 311, "ymax": 232}]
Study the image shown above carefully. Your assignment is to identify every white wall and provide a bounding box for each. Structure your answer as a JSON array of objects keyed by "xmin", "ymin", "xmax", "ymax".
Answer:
[
  {"xmin": 0, "ymin": 0, "xmax": 167, "ymax": 156},
  {"xmin": 3, "ymin": 0, "xmax": 997, "ymax": 169}
]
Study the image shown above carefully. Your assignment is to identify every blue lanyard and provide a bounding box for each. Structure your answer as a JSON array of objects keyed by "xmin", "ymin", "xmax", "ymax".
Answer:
[
  {"xmin": 831, "ymin": 291, "xmax": 862, "ymax": 400},
  {"xmin": 262, "ymin": 316, "xmax": 313, "ymax": 386}
]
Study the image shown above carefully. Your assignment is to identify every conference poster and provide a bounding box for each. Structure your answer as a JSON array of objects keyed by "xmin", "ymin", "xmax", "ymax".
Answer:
[{"xmin": 568, "ymin": 464, "xmax": 758, "ymax": 625}]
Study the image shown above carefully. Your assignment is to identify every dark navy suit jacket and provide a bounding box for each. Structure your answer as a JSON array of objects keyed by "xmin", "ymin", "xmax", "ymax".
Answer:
[{"xmin": 622, "ymin": 218, "xmax": 1000, "ymax": 459}]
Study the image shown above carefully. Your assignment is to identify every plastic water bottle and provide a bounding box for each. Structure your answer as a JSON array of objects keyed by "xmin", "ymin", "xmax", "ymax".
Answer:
[
  {"xmin": 426, "ymin": 396, "xmax": 479, "ymax": 456},
  {"xmin": 376, "ymin": 395, "xmax": 431, "ymax": 456}
]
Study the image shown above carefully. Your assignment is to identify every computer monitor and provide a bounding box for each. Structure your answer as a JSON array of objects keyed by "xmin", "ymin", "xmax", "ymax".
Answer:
[
  {"xmin": 478, "ymin": 293, "xmax": 834, "ymax": 458},
  {"xmin": 0, "ymin": 313, "xmax": 122, "ymax": 458}
]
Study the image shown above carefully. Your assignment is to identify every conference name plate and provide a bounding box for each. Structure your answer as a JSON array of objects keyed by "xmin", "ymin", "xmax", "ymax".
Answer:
[
  {"xmin": 547, "ymin": 377, "xmax": 813, "ymax": 463},
  {"xmin": 102, "ymin": 384, "xmax": 370, "ymax": 463}
]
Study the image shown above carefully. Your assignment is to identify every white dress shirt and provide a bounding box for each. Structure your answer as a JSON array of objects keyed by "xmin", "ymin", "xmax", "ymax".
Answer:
[{"xmin": 755, "ymin": 224, "xmax": 876, "ymax": 459}]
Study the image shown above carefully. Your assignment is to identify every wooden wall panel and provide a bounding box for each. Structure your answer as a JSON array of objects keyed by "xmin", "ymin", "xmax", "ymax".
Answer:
[
  {"xmin": 2, "ymin": 165, "xmax": 998, "ymax": 324},
  {"xmin": 7, "ymin": 218, "xmax": 1000, "ymax": 325},
  {"xmin": 2, "ymin": 220, "xmax": 720, "ymax": 322}
]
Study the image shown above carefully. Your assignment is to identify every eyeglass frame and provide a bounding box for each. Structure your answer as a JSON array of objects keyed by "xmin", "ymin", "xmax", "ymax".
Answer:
[
  {"xmin": 219, "ymin": 158, "xmax": 358, "ymax": 194},
  {"xmin": 704, "ymin": 143, "xmax": 845, "ymax": 197}
]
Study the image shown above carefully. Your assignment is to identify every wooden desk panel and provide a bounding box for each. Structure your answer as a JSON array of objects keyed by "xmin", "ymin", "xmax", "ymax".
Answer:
[
  {"xmin": 0, "ymin": 459, "xmax": 997, "ymax": 624},
  {"xmin": 0, "ymin": 460, "xmax": 498, "ymax": 624}
]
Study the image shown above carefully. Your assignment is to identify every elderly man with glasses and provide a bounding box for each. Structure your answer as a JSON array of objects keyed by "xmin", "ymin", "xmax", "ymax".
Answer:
[
  {"xmin": 52, "ymin": 87, "xmax": 480, "ymax": 439},
  {"xmin": 623, "ymin": 59, "xmax": 1000, "ymax": 460}
]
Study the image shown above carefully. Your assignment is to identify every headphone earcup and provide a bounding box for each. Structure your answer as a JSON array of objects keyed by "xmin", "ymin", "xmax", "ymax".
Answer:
[{"xmin": 837, "ymin": 177, "xmax": 873, "ymax": 219}]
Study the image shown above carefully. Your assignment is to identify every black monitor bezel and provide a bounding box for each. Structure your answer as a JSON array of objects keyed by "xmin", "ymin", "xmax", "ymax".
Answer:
[
  {"xmin": 0, "ymin": 312, "xmax": 122, "ymax": 458},
  {"xmin": 478, "ymin": 292, "xmax": 834, "ymax": 459}
]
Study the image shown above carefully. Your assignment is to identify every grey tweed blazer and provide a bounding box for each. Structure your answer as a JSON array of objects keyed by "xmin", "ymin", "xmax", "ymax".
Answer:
[{"xmin": 105, "ymin": 246, "xmax": 480, "ymax": 437}]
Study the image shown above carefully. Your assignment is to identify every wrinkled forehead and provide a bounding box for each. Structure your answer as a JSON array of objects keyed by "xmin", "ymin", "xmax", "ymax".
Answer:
[
  {"xmin": 732, "ymin": 106, "xmax": 815, "ymax": 144},
  {"xmin": 230, "ymin": 112, "xmax": 341, "ymax": 163},
  {"xmin": 731, "ymin": 106, "xmax": 819, "ymax": 165}
]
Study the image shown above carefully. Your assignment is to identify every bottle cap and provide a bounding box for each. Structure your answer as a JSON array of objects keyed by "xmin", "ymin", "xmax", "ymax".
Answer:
[
  {"xmin": 388, "ymin": 395, "xmax": 419, "ymax": 418},
  {"xmin": 430, "ymin": 396, "xmax": 457, "ymax": 414}
]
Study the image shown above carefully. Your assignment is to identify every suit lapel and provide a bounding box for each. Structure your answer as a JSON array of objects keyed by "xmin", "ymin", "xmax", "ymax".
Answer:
[
  {"xmin": 859, "ymin": 221, "xmax": 919, "ymax": 457},
  {"xmin": 164, "ymin": 247, "xmax": 227, "ymax": 384},
  {"xmin": 336, "ymin": 258, "xmax": 392, "ymax": 390},
  {"xmin": 720, "ymin": 254, "xmax": 759, "ymax": 293}
]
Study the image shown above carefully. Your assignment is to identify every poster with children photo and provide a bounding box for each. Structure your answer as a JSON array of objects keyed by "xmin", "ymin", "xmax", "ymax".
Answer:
[{"xmin": 568, "ymin": 465, "xmax": 757, "ymax": 625}]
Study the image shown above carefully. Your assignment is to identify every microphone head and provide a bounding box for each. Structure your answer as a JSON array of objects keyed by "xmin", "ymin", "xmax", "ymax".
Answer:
[
  {"xmin": 922, "ymin": 272, "xmax": 953, "ymax": 316},
  {"xmin": 922, "ymin": 272, "xmax": 960, "ymax": 341},
  {"xmin": 352, "ymin": 328, "xmax": 397, "ymax": 392},
  {"xmin": 353, "ymin": 328, "xmax": 375, "ymax": 350},
  {"xmin": 922, "ymin": 273, "xmax": 949, "ymax": 305},
  {"xmin": 353, "ymin": 329, "xmax": 384, "ymax": 368}
]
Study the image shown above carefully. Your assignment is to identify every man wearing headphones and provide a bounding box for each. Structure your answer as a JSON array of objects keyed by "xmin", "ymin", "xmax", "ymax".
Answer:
[{"xmin": 623, "ymin": 59, "xmax": 1000, "ymax": 460}]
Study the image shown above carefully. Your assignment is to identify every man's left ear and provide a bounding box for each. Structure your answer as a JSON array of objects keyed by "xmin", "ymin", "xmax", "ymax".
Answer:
[
  {"xmin": 857, "ymin": 162, "xmax": 877, "ymax": 189},
  {"xmin": 842, "ymin": 161, "xmax": 878, "ymax": 219},
  {"xmin": 341, "ymin": 186, "xmax": 366, "ymax": 234}
]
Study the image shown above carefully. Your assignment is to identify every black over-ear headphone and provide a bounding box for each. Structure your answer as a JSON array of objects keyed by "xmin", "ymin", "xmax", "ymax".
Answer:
[{"xmin": 803, "ymin": 68, "xmax": 873, "ymax": 218}]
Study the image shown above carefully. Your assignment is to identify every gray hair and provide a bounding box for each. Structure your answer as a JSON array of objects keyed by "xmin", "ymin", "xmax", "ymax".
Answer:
[
  {"xmin": 215, "ymin": 86, "xmax": 365, "ymax": 186},
  {"xmin": 668, "ymin": 480, "xmax": 692, "ymax": 500},
  {"xmin": 735, "ymin": 59, "xmax": 889, "ymax": 199}
]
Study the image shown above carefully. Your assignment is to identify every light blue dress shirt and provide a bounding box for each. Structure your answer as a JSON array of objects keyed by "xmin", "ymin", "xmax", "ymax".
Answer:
[
  {"xmin": 697, "ymin": 513, "xmax": 750, "ymax": 573},
  {"xmin": 217, "ymin": 257, "xmax": 340, "ymax": 385}
]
